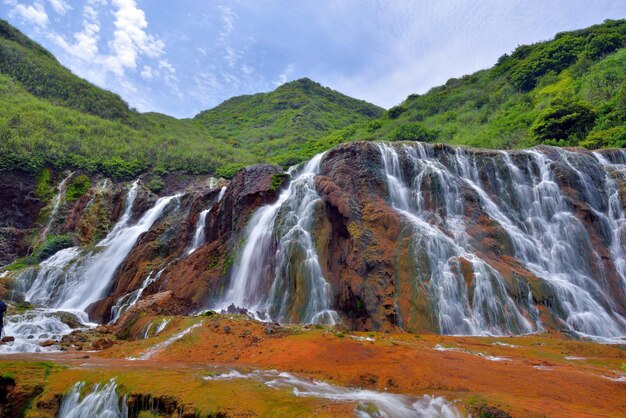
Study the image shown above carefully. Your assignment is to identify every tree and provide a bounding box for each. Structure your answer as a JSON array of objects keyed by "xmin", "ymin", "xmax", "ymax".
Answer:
[
  {"xmin": 530, "ymin": 98, "xmax": 595, "ymax": 145},
  {"xmin": 392, "ymin": 122, "xmax": 437, "ymax": 142}
]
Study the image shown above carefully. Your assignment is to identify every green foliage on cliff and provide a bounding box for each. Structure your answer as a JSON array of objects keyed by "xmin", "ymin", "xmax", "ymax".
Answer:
[
  {"xmin": 65, "ymin": 175, "xmax": 91, "ymax": 202},
  {"xmin": 320, "ymin": 19, "xmax": 626, "ymax": 150},
  {"xmin": 34, "ymin": 168, "xmax": 53, "ymax": 200}
]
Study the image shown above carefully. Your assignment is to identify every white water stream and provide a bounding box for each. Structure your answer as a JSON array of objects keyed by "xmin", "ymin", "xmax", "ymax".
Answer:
[{"xmin": 218, "ymin": 154, "xmax": 338, "ymax": 324}]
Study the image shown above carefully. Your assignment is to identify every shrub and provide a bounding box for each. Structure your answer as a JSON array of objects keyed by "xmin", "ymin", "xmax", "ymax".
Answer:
[
  {"xmin": 580, "ymin": 127, "xmax": 626, "ymax": 149},
  {"xmin": 215, "ymin": 163, "xmax": 246, "ymax": 179},
  {"xmin": 32, "ymin": 234, "xmax": 73, "ymax": 262},
  {"xmin": 587, "ymin": 33, "xmax": 624, "ymax": 58},
  {"xmin": 270, "ymin": 173, "xmax": 289, "ymax": 191},
  {"xmin": 392, "ymin": 122, "xmax": 437, "ymax": 142},
  {"xmin": 530, "ymin": 98, "xmax": 595, "ymax": 145},
  {"xmin": 65, "ymin": 174, "xmax": 90, "ymax": 202},
  {"xmin": 387, "ymin": 105, "xmax": 406, "ymax": 119},
  {"xmin": 147, "ymin": 175, "xmax": 165, "ymax": 193}
]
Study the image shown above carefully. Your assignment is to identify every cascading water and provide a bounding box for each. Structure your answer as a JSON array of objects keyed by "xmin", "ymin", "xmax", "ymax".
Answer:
[
  {"xmin": 593, "ymin": 151, "xmax": 626, "ymax": 292},
  {"xmin": 40, "ymin": 171, "xmax": 74, "ymax": 240},
  {"xmin": 109, "ymin": 271, "xmax": 155, "ymax": 323},
  {"xmin": 377, "ymin": 142, "xmax": 626, "ymax": 340},
  {"xmin": 204, "ymin": 369, "xmax": 461, "ymax": 418},
  {"xmin": 377, "ymin": 143, "xmax": 534, "ymax": 336},
  {"xmin": 141, "ymin": 318, "xmax": 170, "ymax": 339},
  {"xmin": 0, "ymin": 309, "xmax": 80, "ymax": 353},
  {"xmin": 24, "ymin": 184, "xmax": 181, "ymax": 311},
  {"xmin": 58, "ymin": 380, "xmax": 128, "ymax": 418},
  {"xmin": 130, "ymin": 322, "xmax": 202, "ymax": 360},
  {"xmin": 493, "ymin": 149, "xmax": 625, "ymax": 339},
  {"xmin": 219, "ymin": 154, "xmax": 338, "ymax": 324},
  {"xmin": 187, "ymin": 186, "xmax": 226, "ymax": 255},
  {"xmin": 2, "ymin": 182, "xmax": 181, "ymax": 352}
]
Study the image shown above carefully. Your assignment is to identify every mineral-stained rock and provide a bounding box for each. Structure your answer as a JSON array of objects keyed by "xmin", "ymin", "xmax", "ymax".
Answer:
[
  {"xmin": 39, "ymin": 339, "xmax": 56, "ymax": 347},
  {"xmin": 91, "ymin": 338, "xmax": 114, "ymax": 350},
  {"xmin": 4, "ymin": 141, "xmax": 625, "ymax": 337}
]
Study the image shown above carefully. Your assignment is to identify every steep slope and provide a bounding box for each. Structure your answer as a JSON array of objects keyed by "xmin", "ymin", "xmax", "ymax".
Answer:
[
  {"xmin": 0, "ymin": 20, "xmax": 137, "ymax": 124},
  {"xmin": 4, "ymin": 141, "xmax": 624, "ymax": 343},
  {"xmin": 0, "ymin": 21, "xmax": 382, "ymax": 179},
  {"xmin": 194, "ymin": 78, "xmax": 384, "ymax": 166},
  {"xmin": 318, "ymin": 19, "xmax": 626, "ymax": 150}
]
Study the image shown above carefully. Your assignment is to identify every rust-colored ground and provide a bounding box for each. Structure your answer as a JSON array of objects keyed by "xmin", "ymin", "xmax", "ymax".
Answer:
[{"xmin": 2, "ymin": 314, "xmax": 625, "ymax": 417}]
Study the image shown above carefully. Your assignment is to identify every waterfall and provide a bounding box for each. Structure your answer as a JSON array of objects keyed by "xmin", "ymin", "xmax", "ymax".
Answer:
[
  {"xmin": 109, "ymin": 271, "xmax": 155, "ymax": 323},
  {"xmin": 187, "ymin": 186, "xmax": 226, "ymax": 255},
  {"xmin": 494, "ymin": 149, "xmax": 625, "ymax": 339},
  {"xmin": 376, "ymin": 142, "xmax": 626, "ymax": 340},
  {"xmin": 141, "ymin": 318, "xmax": 170, "ymax": 339},
  {"xmin": 20, "ymin": 182, "xmax": 180, "ymax": 312},
  {"xmin": 377, "ymin": 143, "xmax": 534, "ymax": 336},
  {"xmin": 593, "ymin": 151, "xmax": 626, "ymax": 292},
  {"xmin": 27, "ymin": 193, "xmax": 180, "ymax": 311},
  {"xmin": 219, "ymin": 154, "xmax": 338, "ymax": 325},
  {"xmin": 41, "ymin": 171, "xmax": 74, "ymax": 239},
  {"xmin": 0, "ymin": 309, "xmax": 85, "ymax": 353},
  {"xmin": 58, "ymin": 380, "xmax": 128, "ymax": 418}
]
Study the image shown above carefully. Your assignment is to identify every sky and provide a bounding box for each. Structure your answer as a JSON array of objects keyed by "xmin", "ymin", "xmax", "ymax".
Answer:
[{"xmin": 2, "ymin": 1, "xmax": 626, "ymax": 118}]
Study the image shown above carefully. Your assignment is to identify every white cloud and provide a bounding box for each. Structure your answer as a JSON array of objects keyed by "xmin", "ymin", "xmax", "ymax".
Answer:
[
  {"xmin": 274, "ymin": 64, "xmax": 294, "ymax": 86},
  {"xmin": 140, "ymin": 65, "xmax": 154, "ymax": 80},
  {"xmin": 158, "ymin": 59, "xmax": 175, "ymax": 74},
  {"xmin": 217, "ymin": 5, "xmax": 235, "ymax": 41},
  {"xmin": 104, "ymin": 0, "xmax": 165, "ymax": 75},
  {"xmin": 223, "ymin": 46, "xmax": 237, "ymax": 68},
  {"xmin": 9, "ymin": 1, "xmax": 49, "ymax": 26},
  {"xmin": 197, "ymin": 47, "xmax": 207, "ymax": 56},
  {"xmin": 48, "ymin": 0, "xmax": 168, "ymax": 80},
  {"xmin": 157, "ymin": 59, "xmax": 182, "ymax": 98},
  {"xmin": 47, "ymin": 0, "xmax": 70, "ymax": 15}
]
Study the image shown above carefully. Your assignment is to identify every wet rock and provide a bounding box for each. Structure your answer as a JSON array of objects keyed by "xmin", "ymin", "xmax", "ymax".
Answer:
[
  {"xmin": 222, "ymin": 304, "xmax": 249, "ymax": 315},
  {"xmin": 39, "ymin": 340, "xmax": 56, "ymax": 347},
  {"xmin": 91, "ymin": 338, "xmax": 114, "ymax": 350},
  {"xmin": 51, "ymin": 311, "xmax": 83, "ymax": 329},
  {"xmin": 1, "ymin": 336, "xmax": 15, "ymax": 343}
]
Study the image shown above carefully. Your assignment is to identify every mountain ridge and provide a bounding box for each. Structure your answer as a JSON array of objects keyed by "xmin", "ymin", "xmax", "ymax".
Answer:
[{"xmin": 0, "ymin": 19, "xmax": 625, "ymax": 181}]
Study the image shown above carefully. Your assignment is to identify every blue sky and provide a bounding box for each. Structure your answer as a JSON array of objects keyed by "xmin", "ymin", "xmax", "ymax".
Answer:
[{"xmin": 2, "ymin": 1, "xmax": 626, "ymax": 118}]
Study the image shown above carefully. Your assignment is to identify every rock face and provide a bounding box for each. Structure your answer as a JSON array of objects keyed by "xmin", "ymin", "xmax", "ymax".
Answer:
[
  {"xmin": 89, "ymin": 164, "xmax": 283, "ymax": 322},
  {"xmin": 1, "ymin": 142, "xmax": 625, "ymax": 340},
  {"xmin": 0, "ymin": 171, "xmax": 44, "ymax": 264}
]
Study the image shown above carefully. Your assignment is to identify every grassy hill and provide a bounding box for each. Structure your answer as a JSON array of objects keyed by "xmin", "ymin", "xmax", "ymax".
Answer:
[
  {"xmin": 323, "ymin": 19, "xmax": 626, "ymax": 150},
  {"xmin": 0, "ymin": 20, "xmax": 138, "ymax": 124},
  {"xmin": 195, "ymin": 78, "xmax": 383, "ymax": 166},
  {"xmin": 0, "ymin": 19, "xmax": 624, "ymax": 182},
  {"xmin": 0, "ymin": 20, "xmax": 382, "ymax": 179}
]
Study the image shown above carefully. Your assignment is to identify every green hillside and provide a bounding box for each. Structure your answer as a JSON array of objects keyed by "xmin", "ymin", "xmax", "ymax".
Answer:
[
  {"xmin": 319, "ymin": 19, "xmax": 626, "ymax": 150},
  {"xmin": 0, "ymin": 20, "xmax": 382, "ymax": 179},
  {"xmin": 195, "ymin": 78, "xmax": 383, "ymax": 166},
  {"xmin": 0, "ymin": 19, "xmax": 624, "ymax": 182},
  {"xmin": 0, "ymin": 20, "xmax": 138, "ymax": 124}
]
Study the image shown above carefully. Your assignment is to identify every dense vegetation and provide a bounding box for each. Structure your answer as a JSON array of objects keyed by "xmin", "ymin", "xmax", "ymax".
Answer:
[
  {"xmin": 0, "ymin": 20, "xmax": 382, "ymax": 179},
  {"xmin": 195, "ymin": 78, "xmax": 383, "ymax": 167},
  {"xmin": 0, "ymin": 20, "xmax": 138, "ymax": 123},
  {"xmin": 329, "ymin": 19, "xmax": 626, "ymax": 150},
  {"xmin": 0, "ymin": 19, "xmax": 624, "ymax": 182}
]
